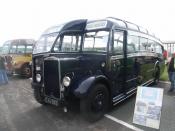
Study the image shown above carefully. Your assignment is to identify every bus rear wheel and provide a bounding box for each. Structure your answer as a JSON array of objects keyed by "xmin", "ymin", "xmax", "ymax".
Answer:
[{"xmin": 80, "ymin": 84, "xmax": 109, "ymax": 122}]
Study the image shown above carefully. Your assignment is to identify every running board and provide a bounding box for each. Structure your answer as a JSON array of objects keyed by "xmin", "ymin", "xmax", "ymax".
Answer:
[
  {"xmin": 141, "ymin": 79, "xmax": 154, "ymax": 86},
  {"xmin": 112, "ymin": 88, "xmax": 137, "ymax": 103},
  {"xmin": 113, "ymin": 92, "xmax": 136, "ymax": 106},
  {"xmin": 112, "ymin": 79, "xmax": 154, "ymax": 106},
  {"xmin": 112, "ymin": 94, "xmax": 125, "ymax": 103}
]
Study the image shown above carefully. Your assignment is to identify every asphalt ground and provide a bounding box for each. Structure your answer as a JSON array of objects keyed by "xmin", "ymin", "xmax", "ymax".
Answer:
[{"xmin": 0, "ymin": 76, "xmax": 175, "ymax": 131}]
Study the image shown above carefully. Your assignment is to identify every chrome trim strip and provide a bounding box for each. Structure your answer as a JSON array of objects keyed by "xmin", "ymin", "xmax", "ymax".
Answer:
[
  {"xmin": 113, "ymin": 92, "xmax": 135, "ymax": 106},
  {"xmin": 113, "ymin": 94, "xmax": 125, "ymax": 103},
  {"xmin": 32, "ymin": 60, "xmax": 34, "ymax": 82},
  {"xmin": 58, "ymin": 59, "xmax": 64, "ymax": 99},
  {"xmin": 42, "ymin": 59, "xmax": 44, "ymax": 87},
  {"xmin": 126, "ymin": 77, "xmax": 137, "ymax": 83},
  {"xmin": 127, "ymin": 52, "xmax": 156, "ymax": 58},
  {"xmin": 111, "ymin": 55, "xmax": 124, "ymax": 59},
  {"xmin": 113, "ymin": 78, "xmax": 154, "ymax": 105},
  {"xmin": 112, "ymin": 94, "xmax": 124, "ymax": 100},
  {"xmin": 126, "ymin": 88, "xmax": 137, "ymax": 95},
  {"xmin": 141, "ymin": 79, "xmax": 154, "ymax": 86}
]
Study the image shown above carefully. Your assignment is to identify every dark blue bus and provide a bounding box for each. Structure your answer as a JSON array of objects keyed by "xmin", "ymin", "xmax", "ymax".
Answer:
[{"xmin": 32, "ymin": 18, "xmax": 165, "ymax": 122}]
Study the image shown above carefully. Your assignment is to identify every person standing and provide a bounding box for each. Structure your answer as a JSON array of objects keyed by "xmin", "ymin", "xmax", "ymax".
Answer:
[
  {"xmin": 0, "ymin": 56, "xmax": 8, "ymax": 85},
  {"xmin": 168, "ymin": 53, "xmax": 175, "ymax": 92}
]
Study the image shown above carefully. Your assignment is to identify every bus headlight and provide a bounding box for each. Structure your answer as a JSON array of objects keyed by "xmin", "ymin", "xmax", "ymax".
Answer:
[
  {"xmin": 63, "ymin": 76, "xmax": 71, "ymax": 87},
  {"xmin": 36, "ymin": 74, "xmax": 41, "ymax": 82}
]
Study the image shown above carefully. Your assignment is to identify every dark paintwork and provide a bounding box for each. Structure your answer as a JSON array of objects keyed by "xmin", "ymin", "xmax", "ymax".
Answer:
[{"xmin": 32, "ymin": 18, "xmax": 165, "ymax": 107}]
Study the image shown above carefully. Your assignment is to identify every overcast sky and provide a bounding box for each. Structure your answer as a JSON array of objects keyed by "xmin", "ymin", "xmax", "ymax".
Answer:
[{"xmin": 0, "ymin": 0, "xmax": 174, "ymax": 45}]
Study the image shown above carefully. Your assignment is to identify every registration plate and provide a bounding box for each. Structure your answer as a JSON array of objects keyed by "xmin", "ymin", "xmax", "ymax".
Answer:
[{"xmin": 44, "ymin": 97, "xmax": 59, "ymax": 106}]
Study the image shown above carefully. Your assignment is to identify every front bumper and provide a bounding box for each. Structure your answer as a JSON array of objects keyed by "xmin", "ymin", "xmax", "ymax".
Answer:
[{"xmin": 31, "ymin": 82, "xmax": 66, "ymax": 106}]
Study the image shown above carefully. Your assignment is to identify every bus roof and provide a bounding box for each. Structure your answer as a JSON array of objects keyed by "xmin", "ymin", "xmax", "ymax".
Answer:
[
  {"xmin": 91, "ymin": 17, "xmax": 155, "ymax": 37},
  {"xmin": 41, "ymin": 17, "xmax": 161, "ymax": 43},
  {"xmin": 87, "ymin": 17, "xmax": 161, "ymax": 42}
]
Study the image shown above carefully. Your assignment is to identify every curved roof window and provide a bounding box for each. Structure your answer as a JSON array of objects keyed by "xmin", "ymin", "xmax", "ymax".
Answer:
[
  {"xmin": 127, "ymin": 22, "xmax": 139, "ymax": 31},
  {"xmin": 43, "ymin": 24, "xmax": 65, "ymax": 35},
  {"xmin": 107, "ymin": 18, "xmax": 126, "ymax": 28},
  {"xmin": 139, "ymin": 26, "xmax": 148, "ymax": 33}
]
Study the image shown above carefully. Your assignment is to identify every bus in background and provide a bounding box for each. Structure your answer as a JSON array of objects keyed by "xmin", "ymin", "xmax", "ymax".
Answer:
[{"xmin": 1, "ymin": 39, "xmax": 35, "ymax": 77}]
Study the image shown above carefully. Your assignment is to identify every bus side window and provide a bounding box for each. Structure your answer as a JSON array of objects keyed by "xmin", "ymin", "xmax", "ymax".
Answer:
[
  {"xmin": 148, "ymin": 40, "xmax": 155, "ymax": 52},
  {"xmin": 61, "ymin": 35, "xmax": 77, "ymax": 52},
  {"xmin": 127, "ymin": 35, "xmax": 139, "ymax": 53},
  {"xmin": 127, "ymin": 43, "xmax": 136, "ymax": 53},
  {"xmin": 155, "ymin": 42, "xmax": 163, "ymax": 55},
  {"xmin": 54, "ymin": 35, "xmax": 81, "ymax": 52},
  {"xmin": 140, "ymin": 37, "xmax": 148, "ymax": 51},
  {"xmin": 9, "ymin": 45, "xmax": 17, "ymax": 54},
  {"xmin": 113, "ymin": 31, "xmax": 123, "ymax": 55},
  {"xmin": 26, "ymin": 45, "xmax": 33, "ymax": 53},
  {"xmin": 17, "ymin": 45, "xmax": 25, "ymax": 54}
]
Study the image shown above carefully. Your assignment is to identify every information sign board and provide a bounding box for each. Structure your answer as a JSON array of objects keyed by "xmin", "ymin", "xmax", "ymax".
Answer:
[{"xmin": 133, "ymin": 86, "xmax": 164, "ymax": 129}]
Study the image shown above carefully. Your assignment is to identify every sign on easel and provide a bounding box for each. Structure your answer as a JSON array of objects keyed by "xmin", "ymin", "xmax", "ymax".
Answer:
[{"xmin": 133, "ymin": 86, "xmax": 164, "ymax": 129}]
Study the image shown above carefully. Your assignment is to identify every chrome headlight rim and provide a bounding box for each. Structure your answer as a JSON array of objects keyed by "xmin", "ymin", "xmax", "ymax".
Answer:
[
  {"xmin": 36, "ymin": 73, "xmax": 41, "ymax": 82},
  {"xmin": 63, "ymin": 76, "xmax": 71, "ymax": 87}
]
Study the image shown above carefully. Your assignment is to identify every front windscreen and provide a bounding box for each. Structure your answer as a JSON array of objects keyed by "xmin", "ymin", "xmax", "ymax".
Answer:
[
  {"xmin": 83, "ymin": 31, "xmax": 109, "ymax": 52},
  {"xmin": 33, "ymin": 33, "xmax": 58, "ymax": 54},
  {"xmin": 53, "ymin": 34, "xmax": 81, "ymax": 52}
]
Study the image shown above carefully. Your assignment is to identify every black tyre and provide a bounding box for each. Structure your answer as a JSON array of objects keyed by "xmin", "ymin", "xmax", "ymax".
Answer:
[
  {"xmin": 80, "ymin": 84, "xmax": 109, "ymax": 122},
  {"xmin": 34, "ymin": 87, "xmax": 46, "ymax": 105},
  {"xmin": 154, "ymin": 66, "xmax": 160, "ymax": 85},
  {"xmin": 22, "ymin": 64, "xmax": 32, "ymax": 78}
]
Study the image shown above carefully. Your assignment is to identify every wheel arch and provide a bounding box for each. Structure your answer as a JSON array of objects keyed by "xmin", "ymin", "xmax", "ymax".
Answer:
[
  {"xmin": 154, "ymin": 61, "xmax": 160, "ymax": 75},
  {"xmin": 73, "ymin": 75, "xmax": 111, "ymax": 99},
  {"xmin": 154, "ymin": 60, "xmax": 160, "ymax": 69},
  {"xmin": 94, "ymin": 76, "xmax": 111, "ymax": 102},
  {"xmin": 153, "ymin": 60, "xmax": 161, "ymax": 84}
]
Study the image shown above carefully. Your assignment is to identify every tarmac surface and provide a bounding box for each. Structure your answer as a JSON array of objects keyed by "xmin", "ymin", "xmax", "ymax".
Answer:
[{"xmin": 0, "ymin": 76, "xmax": 175, "ymax": 131}]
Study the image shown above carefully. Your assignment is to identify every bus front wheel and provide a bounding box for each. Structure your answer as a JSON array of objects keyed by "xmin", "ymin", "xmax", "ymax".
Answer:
[{"xmin": 80, "ymin": 84, "xmax": 109, "ymax": 122}]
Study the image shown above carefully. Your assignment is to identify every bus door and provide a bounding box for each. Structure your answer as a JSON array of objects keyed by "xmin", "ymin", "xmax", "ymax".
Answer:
[
  {"xmin": 126, "ymin": 55, "xmax": 140, "ymax": 93},
  {"xmin": 140, "ymin": 38, "xmax": 155, "ymax": 82},
  {"xmin": 125, "ymin": 36, "xmax": 141, "ymax": 93},
  {"xmin": 109, "ymin": 30, "xmax": 126, "ymax": 97}
]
